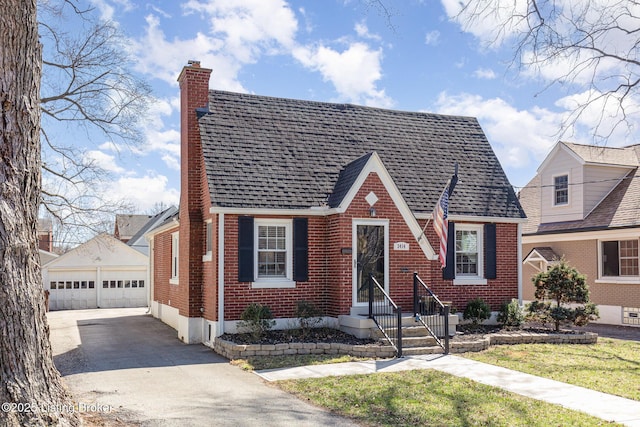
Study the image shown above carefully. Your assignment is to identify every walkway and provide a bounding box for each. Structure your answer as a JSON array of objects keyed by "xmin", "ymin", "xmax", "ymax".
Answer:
[{"xmin": 256, "ymin": 354, "xmax": 640, "ymax": 427}]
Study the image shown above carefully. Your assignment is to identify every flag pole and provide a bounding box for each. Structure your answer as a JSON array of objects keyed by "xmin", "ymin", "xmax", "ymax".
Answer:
[{"xmin": 417, "ymin": 163, "xmax": 458, "ymax": 242}]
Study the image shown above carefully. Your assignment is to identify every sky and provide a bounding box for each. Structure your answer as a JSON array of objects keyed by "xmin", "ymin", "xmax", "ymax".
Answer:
[{"xmin": 41, "ymin": 0, "xmax": 640, "ymax": 217}]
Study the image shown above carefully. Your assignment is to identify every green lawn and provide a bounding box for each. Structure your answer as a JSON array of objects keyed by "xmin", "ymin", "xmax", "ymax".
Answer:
[
  {"xmin": 277, "ymin": 370, "xmax": 619, "ymax": 427},
  {"xmin": 239, "ymin": 335, "xmax": 637, "ymax": 425},
  {"xmin": 464, "ymin": 337, "xmax": 640, "ymax": 401}
]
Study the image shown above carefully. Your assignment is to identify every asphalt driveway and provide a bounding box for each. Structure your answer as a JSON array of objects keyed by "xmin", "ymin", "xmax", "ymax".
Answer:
[{"xmin": 48, "ymin": 308, "xmax": 359, "ymax": 426}]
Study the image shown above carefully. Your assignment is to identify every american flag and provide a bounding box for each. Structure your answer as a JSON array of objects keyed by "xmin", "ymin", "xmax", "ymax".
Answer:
[{"xmin": 432, "ymin": 185, "xmax": 450, "ymax": 268}]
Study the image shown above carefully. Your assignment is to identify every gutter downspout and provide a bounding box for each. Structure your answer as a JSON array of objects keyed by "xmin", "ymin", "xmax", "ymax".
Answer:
[{"xmin": 217, "ymin": 213, "xmax": 225, "ymax": 336}]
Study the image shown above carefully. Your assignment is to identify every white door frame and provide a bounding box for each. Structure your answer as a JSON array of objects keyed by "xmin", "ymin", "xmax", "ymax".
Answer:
[{"xmin": 352, "ymin": 219, "xmax": 389, "ymax": 307}]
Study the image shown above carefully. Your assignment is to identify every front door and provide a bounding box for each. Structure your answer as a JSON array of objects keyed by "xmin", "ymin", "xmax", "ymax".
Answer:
[{"xmin": 353, "ymin": 220, "xmax": 388, "ymax": 306}]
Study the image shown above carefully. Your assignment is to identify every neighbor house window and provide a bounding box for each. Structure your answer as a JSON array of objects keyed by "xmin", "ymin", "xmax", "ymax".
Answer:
[
  {"xmin": 203, "ymin": 220, "xmax": 213, "ymax": 262},
  {"xmin": 454, "ymin": 224, "xmax": 485, "ymax": 284},
  {"xmin": 170, "ymin": 231, "xmax": 179, "ymax": 284},
  {"xmin": 602, "ymin": 240, "xmax": 639, "ymax": 277},
  {"xmin": 554, "ymin": 175, "xmax": 568, "ymax": 205},
  {"xmin": 254, "ymin": 219, "xmax": 292, "ymax": 282}
]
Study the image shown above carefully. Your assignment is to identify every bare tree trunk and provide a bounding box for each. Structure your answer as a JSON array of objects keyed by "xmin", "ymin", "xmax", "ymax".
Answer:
[{"xmin": 0, "ymin": 1, "xmax": 78, "ymax": 426}]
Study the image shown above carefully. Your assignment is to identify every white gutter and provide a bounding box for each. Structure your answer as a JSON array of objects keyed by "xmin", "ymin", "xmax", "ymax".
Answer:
[{"xmin": 217, "ymin": 213, "xmax": 225, "ymax": 336}]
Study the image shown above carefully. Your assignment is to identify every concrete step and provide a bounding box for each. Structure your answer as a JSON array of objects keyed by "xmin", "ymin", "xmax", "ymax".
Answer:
[{"xmin": 402, "ymin": 346, "xmax": 445, "ymax": 356}]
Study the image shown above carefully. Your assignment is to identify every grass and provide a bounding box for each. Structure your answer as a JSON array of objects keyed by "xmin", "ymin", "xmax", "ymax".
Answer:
[
  {"xmin": 230, "ymin": 354, "xmax": 371, "ymax": 371},
  {"xmin": 277, "ymin": 369, "xmax": 619, "ymax": 426},
  {"xmin": 464, "ymin": 337, "xmax": 640, "ymax": 401}
]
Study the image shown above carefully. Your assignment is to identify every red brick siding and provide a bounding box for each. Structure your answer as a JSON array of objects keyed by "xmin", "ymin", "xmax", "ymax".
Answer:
[
  {"xmin": 152, "ymin": 226, "xmax": 183, "ymax": 310},
  {"xmin": 177, "ymin": 66, "xmax": 211, "ymax": 318},
  {"xmin": 223, "ymin": 214, "xmax": 329, "ymax": 320},
  {"xmin": 424, "ymin": 222, "xmax": 519, "ymax": 311}
]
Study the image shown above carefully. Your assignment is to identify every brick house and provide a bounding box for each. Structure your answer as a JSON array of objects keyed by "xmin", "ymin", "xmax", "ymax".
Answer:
[
  {"xmin": 520, "ymin": 141, "xmax": 640, "ymax": 326},
  {"xmin": 147, "ymin": 62, "xmax": 526, "ymax": 345}
]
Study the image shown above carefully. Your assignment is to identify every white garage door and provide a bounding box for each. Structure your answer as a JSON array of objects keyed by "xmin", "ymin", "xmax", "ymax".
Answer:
[
  {"xmin": 48, "ymin": 270, "xmax": 97, "ymax": 310},
  {"xmin": 47, "ymin": 269, "xmax": 147, "ymax": 310},
  {"xmin": 99, "ymin": 270, "xmax": 147, "ymax": 308}
]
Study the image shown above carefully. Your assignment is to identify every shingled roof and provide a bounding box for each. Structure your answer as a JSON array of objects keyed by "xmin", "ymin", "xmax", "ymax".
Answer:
[
  {"xmin": 199, "ymin": 90, "xmax": 525, "ymax": 219},
  {"xmin": 521, "ymin": 142, "xmax": 640, "ymax": 235}
]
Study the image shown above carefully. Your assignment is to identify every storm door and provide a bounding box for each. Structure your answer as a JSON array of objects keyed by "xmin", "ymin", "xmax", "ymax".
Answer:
[{"xmin": 353, "ymin": 220, "xmax": 388, "ymax": 306}]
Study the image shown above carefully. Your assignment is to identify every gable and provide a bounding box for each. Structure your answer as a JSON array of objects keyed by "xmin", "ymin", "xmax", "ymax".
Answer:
[
  {"xmin": 46, "ymin": 234, "xmax": 148, "ymax": 269},
  {"xmin": 334, "ymin": 152, "xmax": 436, "ymax": 260},
  {"xmin": 199, "ymin": 91, "xmax": 524, "ymax": 220}
]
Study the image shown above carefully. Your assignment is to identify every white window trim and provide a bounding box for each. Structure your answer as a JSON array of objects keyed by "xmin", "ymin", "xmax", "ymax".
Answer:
[
  {"xmin": 597, "ymin": 238, "xmax": 640, "ymax": 281},
  {"xmin": 453, "ymin": 223, "xmax": 487, "ymax": 286},
  {"xmin": 203, "ymin": 220, "xmax": 213, "ymax": 262},
  {"xmin": 552, "ymin": 173, "xmax": 570, "ymax": 207},
  {"xmin": 251, "ymin": 218, "xmax": 295, "ymax": 289},
  {"xmin": 170, "ymin": 231, "xmax": 179, "ymax": 285}
]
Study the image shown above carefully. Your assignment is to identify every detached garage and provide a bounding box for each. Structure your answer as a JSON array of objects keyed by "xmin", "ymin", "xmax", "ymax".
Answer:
[{"xmin": 43, "ymin": 234, "xmax": 149, "ymax": 310}]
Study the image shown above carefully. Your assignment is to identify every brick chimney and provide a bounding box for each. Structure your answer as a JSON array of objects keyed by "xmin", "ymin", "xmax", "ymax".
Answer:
[{"xmin": 177, "ymin": 60, "xmax": 212, "ymax": 320}]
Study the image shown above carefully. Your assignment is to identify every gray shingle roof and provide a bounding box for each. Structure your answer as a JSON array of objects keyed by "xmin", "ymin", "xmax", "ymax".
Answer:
[
  {"xmin": 199, "ymin": 90, "xmax": 525, "ymax": 219},
  {"xmin": 522, "ymin": 168, "xmax": 640, "ymax": 234}
]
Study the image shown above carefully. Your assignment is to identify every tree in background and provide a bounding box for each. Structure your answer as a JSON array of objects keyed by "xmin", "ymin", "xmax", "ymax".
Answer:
[
  {"xmin": 0, "ymin": 0, "xmax": 78, "ymax": 425},
  {"xmin": 39, "ymin": 1, "xmax": 152, "ymax": 246},
  {"xmin": 527, "ymin": 260, "xmax": 599, "ymax": 331},
  {"xmin": 451, "ymin": 0, "xmax": 640, "ymax": 143}
]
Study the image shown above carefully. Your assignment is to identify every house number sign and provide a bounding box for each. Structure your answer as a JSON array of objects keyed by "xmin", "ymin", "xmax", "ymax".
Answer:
[{"xmin": 393, "ymin": 242, "xmax": 409, "ymax": 251}]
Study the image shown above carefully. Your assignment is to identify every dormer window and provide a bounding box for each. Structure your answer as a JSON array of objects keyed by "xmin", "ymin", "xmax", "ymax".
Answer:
[{"xmin": 554, "ymin": 175, "xmax": 568, "ymax": 205}]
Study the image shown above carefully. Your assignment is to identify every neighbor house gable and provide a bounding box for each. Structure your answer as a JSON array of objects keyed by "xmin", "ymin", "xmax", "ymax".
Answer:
[{"xmin": 46, "ymin": 234, "xmax": 148, "ymax": 269}]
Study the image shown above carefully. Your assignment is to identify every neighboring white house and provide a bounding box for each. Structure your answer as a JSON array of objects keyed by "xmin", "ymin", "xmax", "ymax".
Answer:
[{"xmin": 43, "ymin": 234, "xmax": 149, "ymax": 310}]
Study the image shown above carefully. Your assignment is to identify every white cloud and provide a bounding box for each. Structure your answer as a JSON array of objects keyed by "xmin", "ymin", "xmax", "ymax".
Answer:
[
  {"xmin": 292, "ymin": 42, "xmax": 392, "ymax": 107},
  {"xmin": 473, "ymin": 68, "xmax": 496, "ymax": 79},
  {"xmin": 355, "ymin": 20, "xmax": 381, "ymax": 41},
  {"xmin": 183, "ymin": 0, "xmax": 298, "ymax": 61},
  {"xmin": 84, "ymin": 150, "xmax": 127, "ymax": 174},
  {"xmin": 424, "ymin": 30, "xmax": 440, "ymax": 46},
  {"xmin": 107, "ymin": 174, "xmax": 180, "ymax": 212},
  {"xmin": 434, "ymin": 92, "xmax": 561, "ymax": 177}
]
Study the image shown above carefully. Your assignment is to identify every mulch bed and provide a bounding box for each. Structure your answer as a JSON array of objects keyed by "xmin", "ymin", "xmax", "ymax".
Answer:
[{"xmin": 220, "ymin": 327, "xmax": 377, "ymax": 346}]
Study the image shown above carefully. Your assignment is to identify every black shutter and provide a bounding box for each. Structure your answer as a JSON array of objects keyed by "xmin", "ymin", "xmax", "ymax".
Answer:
[
  {"xmin": 238, "ymin": 216, "xmax": 254, "ymax": 282},
  {"xmin": 443, "ymin": 221, "xmax": 456, "ymax": 280},
  {"xmin": 485, "ymin": 223, "xmax": 497, "ymax": 280},
  {"xmin": 293, "ymin": 218, "xmax": 309, "ymax": 282}
]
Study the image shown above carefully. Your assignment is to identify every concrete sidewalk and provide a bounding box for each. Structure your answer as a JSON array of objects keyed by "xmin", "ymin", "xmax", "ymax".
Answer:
[{"xmin": 256, "ymin": 354, "xmax": 640, "ymax": 427}]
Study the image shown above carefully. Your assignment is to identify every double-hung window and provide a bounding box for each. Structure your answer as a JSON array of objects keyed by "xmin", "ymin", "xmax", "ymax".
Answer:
[
  {"xmin": 170, "ymin": 231, "xmax": 179, "ymax": 284},
  {"xmin": 253, "ymin": 219, "xmax": 293, "ymax": 287},
  {"xmin": 602, "ymin": 239, "xmax": 639, "ymax": 277},
  {"xmin": 554, "ymin": 175, "xmax": 569, "ymax": 206},
  {"xmin": 453, "ymin": 224, "xmax": 486, "ymax": 285}
]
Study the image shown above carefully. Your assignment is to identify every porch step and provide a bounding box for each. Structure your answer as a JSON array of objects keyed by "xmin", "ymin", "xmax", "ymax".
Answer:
[
  {"xmin": 402, "ymin": 346, "xmax": 445, "ymax": 356},
  {"xmin": 372, "ymin": 320, "xmax": 445, "ymax": 353}
]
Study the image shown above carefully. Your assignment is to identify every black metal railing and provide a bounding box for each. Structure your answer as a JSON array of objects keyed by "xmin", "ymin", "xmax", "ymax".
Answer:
[
  {"xmin": 368, "ymin": 274, "xmax": 403, "ymax": 357},
  {"xmin": 413, "ymin": 272, "xmax": 450, "ymax": 354}
]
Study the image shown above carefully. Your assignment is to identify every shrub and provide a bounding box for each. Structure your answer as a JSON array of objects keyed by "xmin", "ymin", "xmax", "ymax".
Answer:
[
  {"xmin": 463, "ymin": 298, "xmax": 491, "ymax": 325},
  {"xmin": 295, "ymin": 300, "xmax": 323, "ymax": 338},
  {"xmin": 527, "ymin": 259, "xmax": 599, "ymax": 331},
  {"xmin": 237, "ymin": 303, "xmax": 275, "ymax": 340},
  {"xmin": 497, "ymin": 300, "xmax": 524, "ymax": 328}
]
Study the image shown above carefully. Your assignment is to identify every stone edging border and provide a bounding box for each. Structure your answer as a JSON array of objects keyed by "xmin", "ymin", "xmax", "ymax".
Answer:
[
  {"xmin": 450, "ymin": 331, "xmax": 598, "ymax": 353},
  {"xmin": 214, "ymin": 331, "xmax": 597, "ymax": 360}
]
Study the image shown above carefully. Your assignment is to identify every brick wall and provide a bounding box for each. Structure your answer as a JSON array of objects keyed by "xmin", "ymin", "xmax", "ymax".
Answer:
[
  {"xmin": 424, "ymin": 222, "xmax": 519, "ymax": 312},
  {"xmin": 152, "ymin": 226, "xmax": 183, "ymax": 310},
  {"xmin": 523, "ymin": 240, "xmax": 640, "ymax": 308}
]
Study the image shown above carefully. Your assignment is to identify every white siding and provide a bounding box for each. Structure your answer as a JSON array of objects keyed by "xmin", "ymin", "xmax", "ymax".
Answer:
[
  {"xmin": 583, "ymin": 165, "xmax": 630, "ymax": 215},
  {"xmin": 539, "ymin": 148, "xmax": 583, "ymax": 223}
]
